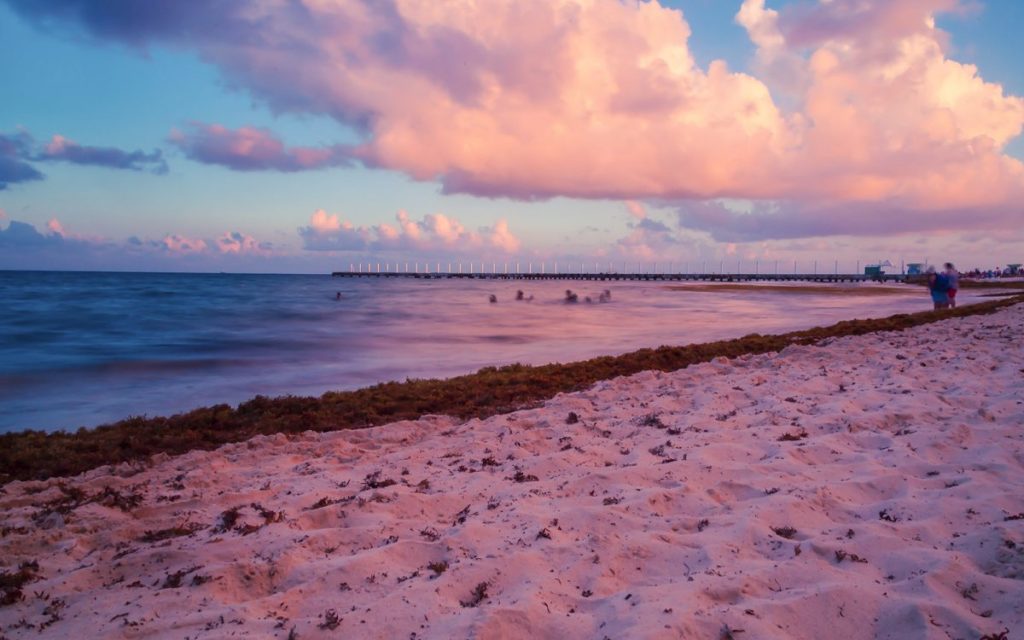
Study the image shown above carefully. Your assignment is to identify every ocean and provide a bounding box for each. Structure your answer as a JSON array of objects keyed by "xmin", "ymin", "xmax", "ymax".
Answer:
[{"xmin": 0, "ymin": 270, "xmax": 956, "ymax": 433}]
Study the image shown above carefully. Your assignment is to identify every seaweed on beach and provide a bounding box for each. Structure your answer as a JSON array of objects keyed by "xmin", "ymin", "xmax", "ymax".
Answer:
[
  {"xmin": 427, "ymin": 561, "xmax": 448, "ymax": 576},
  {"xmin": 777, "ymin": 430, "xmax": 808, "ymax": 442},
  {"xmin": 305, "ymin": 495, "xmax": 352, "ymax": 511},
  {"xmin": 361, "ymin": 471, "xmax": 396, "ymax": 491},
  {"xmin": 2, "ymin": 296, "xmax": 1021, "ymax": 484},
  {"xmin": 139, "ymin": 522, "xmax": 205, "ymax": 543},
  {"xmin": 211, "ymin": 505, "xmax": 241, "ymax": 532},
  {"xmin": 639, "ymin": 413, "xmax": 667, "ymax": 429},
  {"xmin": 93, "ymin": 486, "xmax": 144, "ymax": 512},
  {"xmin": 160, "ymin": 566, "xmax": 202, "ymax": 589},
  {"xmin": 834, "ymin": 550, "xmax": 868, "ymax": 564},
  {"xmin": 771, "ymin": 526, "xmax": 797, "ymax": 539},
  {"xmin": 318, "ymin": 609, "xmax": 341, "ymax": 630},
  {"xmin": 459, "ymin": 582, "xmax": 490, "ymax": 608},
  {"xmin": 450, "ymin": 505, "xmax": 471, "ymax": 527},
  {"xmin": 878, "ymin": 509, "xmax": 900, "ymax": 523},
  {"xmin": 32, "ymin": 483, "xmax": 86, "ymax": 523},
  {"xmin": 510, "ymin": 469, "xmax": 539, "ymax": 483},
  {"xmin": 32, "ymin": 483, "xmax": 142, "ymax": 525},
  {"xmin": 0, "ymin": 561, "xmax": 39, "ymax": 606}
]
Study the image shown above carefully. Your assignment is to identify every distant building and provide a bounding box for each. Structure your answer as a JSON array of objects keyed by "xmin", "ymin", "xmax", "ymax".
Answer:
[{"xmin": 906, "ymin": 263, "xmax": 925, "ymax": 275}]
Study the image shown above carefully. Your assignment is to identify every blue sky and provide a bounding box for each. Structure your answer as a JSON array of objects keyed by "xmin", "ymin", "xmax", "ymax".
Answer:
[{"xmin": 1, "ymin": 0, "xmax": 1022, "ymax": 272}]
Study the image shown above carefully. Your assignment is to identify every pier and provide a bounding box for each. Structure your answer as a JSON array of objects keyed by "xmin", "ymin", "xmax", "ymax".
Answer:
[{"xmin": 331, "ymin": 271, "xmax": 908, "ymax": 283}]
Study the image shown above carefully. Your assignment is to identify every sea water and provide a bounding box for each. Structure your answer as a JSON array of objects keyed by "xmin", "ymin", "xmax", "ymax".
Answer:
[{"xmin": 0, "ymin": 270, "xmax": 964, "ymax": 433}]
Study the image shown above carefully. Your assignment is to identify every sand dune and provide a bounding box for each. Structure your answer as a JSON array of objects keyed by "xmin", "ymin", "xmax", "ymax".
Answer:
[{"xmin": 1, "ymin": 304, "xmax": 1022, "ymax": 639}]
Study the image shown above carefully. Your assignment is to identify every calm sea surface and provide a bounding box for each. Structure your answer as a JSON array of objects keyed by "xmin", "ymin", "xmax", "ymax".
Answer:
[{"xmin": 0, "ymin": 271, "xmax": 968, "ymax": 433}]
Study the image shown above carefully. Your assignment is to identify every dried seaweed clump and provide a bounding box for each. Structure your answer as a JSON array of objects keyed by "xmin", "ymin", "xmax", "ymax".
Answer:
[
  {"xmin": 460, "ymin": 582, "xmax": 489, "ymax": 608},
  {"xmin": 0, "ymin": 561, "xmax": 39, "ymax": 606}
]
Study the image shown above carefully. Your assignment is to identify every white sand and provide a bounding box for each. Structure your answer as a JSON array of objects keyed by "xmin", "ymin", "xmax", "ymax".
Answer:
[{"xmin": 1, "ymin": 304, "xmax": 1022, "ymax": 639}]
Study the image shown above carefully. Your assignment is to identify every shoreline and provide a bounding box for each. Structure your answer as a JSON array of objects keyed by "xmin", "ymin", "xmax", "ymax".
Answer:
[
  {"xmin": 1, "ymin": 294, "xmax": 1021, "ymax": 485},
  {"xmin": 0, "ymin": 297, "xmax": 1021, "ymax": 638}
]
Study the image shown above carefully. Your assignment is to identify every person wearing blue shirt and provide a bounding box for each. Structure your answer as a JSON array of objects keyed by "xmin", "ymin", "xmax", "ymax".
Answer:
[{"xmin": 944, "ymin": 262, "xmax": 960, "ymax": 308}]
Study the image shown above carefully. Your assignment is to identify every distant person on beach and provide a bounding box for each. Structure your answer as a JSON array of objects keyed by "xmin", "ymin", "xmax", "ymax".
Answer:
[
  {"xmin": 944, "ymin": 263, "xmax": 959, "ymax": 308},
  {"xmin": 926, "ymin": 267, "xmax": 950, "ymax": 310}
]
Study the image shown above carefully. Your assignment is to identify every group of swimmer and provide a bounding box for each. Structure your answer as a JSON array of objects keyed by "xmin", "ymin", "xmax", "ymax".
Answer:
[{"xmin": 488, "ymin": 289, "xmax": 612, "ymax": 304}]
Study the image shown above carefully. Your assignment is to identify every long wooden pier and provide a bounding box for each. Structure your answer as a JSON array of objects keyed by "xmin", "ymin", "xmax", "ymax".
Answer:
[{"xmin": 331, "ymin": 271, "xmax": 907, "ymax": 283}]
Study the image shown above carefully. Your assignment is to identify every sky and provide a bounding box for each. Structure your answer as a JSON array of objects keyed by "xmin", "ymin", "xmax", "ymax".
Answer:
[{"xmin": 0, "ymin": 0, "xmax": 1022, "ymax": 274}]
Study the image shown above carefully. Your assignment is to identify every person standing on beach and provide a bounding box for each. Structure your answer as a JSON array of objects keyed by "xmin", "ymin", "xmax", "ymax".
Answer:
[
  {"xmin": 944, "ymin": 262, "xmax": 959, "ymax": 308},
  {"xmin": 926, "ymin": 267, "xmax": 950, "ymax": 310}
]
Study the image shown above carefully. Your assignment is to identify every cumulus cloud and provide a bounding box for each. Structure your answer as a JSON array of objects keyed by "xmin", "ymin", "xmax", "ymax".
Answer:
[
  {"xmin": 0, "ymin": 219, "xmax": 62, "ymax": 248},
  {"xmin": 160, "ymin": 234, "xmax": 208, "ymax": 254},
  {"xmin": 215, "ymin": 231, "xmax": 272, "ymax": 255},
  {"xmin": 735, "ymin": 0, "xmax": 1024, "ymax": 207},
  {"xmin": 0, "ymin": 216, "xmax": 277, "ymax": 261},
  {"xmin": 299, "ymin": 209, "xmax": 371, "ymax": 251},
  {"xmin": 39, "ymin": 134, "xmax": 167, "ymax": 173},
  {"xmin": 6, "ymin": 0, "xmax": 1023, "ymax": 239},
  {"xmin": 299, "ymin": 209, "xmax": 521, "ymax": 255},
  {"xmin": 0, "ymin": 218, "xmax": 343, "ymax": 271},
  {"xmin": 168, "ymin": 123, "xmax": 352, "ymax": 172},
  {"xmin": 0, "ymin": 1, "xmax": 810, "ymax": 201},
  {"xmin": 487, "ymin": 219, "xmax": 521, "ymax": 253}
]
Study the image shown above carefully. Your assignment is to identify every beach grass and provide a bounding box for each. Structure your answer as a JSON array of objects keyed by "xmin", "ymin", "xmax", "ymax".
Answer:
[{"xmin": 1, "ymin": 295, "xmax": 1021, "ymax": 485}]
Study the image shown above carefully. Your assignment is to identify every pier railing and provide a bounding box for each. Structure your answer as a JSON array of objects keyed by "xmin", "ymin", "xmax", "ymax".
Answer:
[{"xmin": 330, "ymin": 271, "xmax": 907, "ymax": 283}]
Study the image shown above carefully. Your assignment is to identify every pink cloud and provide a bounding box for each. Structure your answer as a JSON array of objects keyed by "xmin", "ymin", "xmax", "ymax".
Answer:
[
  {"xmin": 0, "ymin": 216, "xmax": 306, "ymax": 270},
  {"xmin": 625, "ymin": 201, "xmax": 647, "ymax": 220},
  {"xmin": 45, "ymin": 218, "xmax": 66, "ymax": 236},
  {"xmin": 216, "ymin": 231, "xmax": 271, "ymax": 255},
  {"xmin": 309, "ymin": 209, "xmax": 343, "ymax": 233},
  {"xmin": 11, "ymin": 0, "xmax": 1024, "ymax": 239},
  {"xmin": 161, "ymin": 234, "xmax": 208, "ymax": 254},
  {"xmin": 299, "ymin": 209, "xmax": 521, "ymax": 255},
  {"xmin": 39, "ymin": 134, "xmax": 167, "ymax": 173},
  {"xmin": 737, "ymin": 0, "xmax": 1024, "ymax": 209},
  {"xmin": 168, "ymin": 123, "xmax": 352, "ymax": 172},
  {"xmin": 488, "ymin": 219, "xmax": 521, "ymax": 254}
]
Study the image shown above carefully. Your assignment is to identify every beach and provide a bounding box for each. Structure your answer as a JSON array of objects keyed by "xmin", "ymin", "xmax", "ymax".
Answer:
[{"xmin": 1, "ymin": 302, "xmax": 1021, "ymax": 639}]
